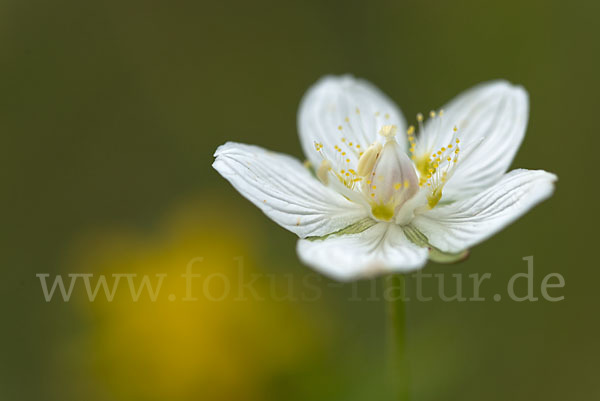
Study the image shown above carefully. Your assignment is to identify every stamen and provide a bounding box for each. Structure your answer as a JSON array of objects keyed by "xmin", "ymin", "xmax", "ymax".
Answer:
[
  {"xmin": 317, "ymin": 160, "xmax": 331, "ymax": 184},
  {"xmin": 407, "ymin": 125, "xmax": 417, "ymax": 159},
  {"xmin": 419, "ymin": 135, "xmax": 461, "ymax": 208},
  {"xmin": 357, "ymin": 142, "xmax": 382, "ymax": 176},
  {"xmin": 416, "ymin": 112, "xmax": 424, "ymax": 136},
  {"xmin": 314, "ymin": 139, "xmax": 362, "ymax": 190}
]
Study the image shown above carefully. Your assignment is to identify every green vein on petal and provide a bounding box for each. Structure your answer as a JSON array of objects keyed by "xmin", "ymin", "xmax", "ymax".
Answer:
[
  {"xmin": 403, "ymin": 224, "xmax": 469, "ymax": 264},
  {"xmin": 305, "ymin": 217, "xmax": 377, "ymax": 241}
]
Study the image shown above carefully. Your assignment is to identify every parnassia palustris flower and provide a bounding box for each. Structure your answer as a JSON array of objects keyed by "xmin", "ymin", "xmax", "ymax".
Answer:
[{"xmin": 213, "ymin": 76, "xmax": 556, "ymax": 280}]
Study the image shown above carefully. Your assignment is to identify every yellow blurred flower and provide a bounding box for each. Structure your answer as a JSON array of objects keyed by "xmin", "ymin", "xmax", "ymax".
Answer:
[{"xmin": 65, "ymin": 198, "xmax": 326, "ymax": 401}]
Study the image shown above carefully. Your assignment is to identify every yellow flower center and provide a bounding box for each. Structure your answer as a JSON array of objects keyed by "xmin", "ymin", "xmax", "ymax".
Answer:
[{"xmin": 312, "ymin": 110, "xmax": 462, "ymax": 221}]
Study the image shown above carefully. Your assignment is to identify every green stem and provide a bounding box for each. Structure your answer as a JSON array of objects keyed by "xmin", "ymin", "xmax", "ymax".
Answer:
[{"xmin": 385, "ymin": 274, "xmax": 410, "ymax": 401}]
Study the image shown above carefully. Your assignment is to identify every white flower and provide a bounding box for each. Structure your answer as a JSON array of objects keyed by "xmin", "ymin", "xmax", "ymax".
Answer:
[{"xmin": 213, "ymin": 76, "xmax": 556, "ymax": 281}]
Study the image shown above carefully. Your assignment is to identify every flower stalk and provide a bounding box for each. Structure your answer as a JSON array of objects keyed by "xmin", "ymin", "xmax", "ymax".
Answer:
[{"xmin": 386, "ymin": 274, "xmax": 410, "ymax": 401}]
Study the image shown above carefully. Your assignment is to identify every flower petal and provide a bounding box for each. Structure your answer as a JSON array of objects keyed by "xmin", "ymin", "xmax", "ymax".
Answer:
[
  {"xmin": 213, "ymin": 142, "xmax": 368, "ymax": 238},
  {"xmin": 417, "ymin": 80, "xmax": 529, "ymax": 201},
  {"xmin": 297, "ymin": 223, "xmax": 428, "ymax": 281},
  {"xmin": 412, "ymin": 169, "xmax": 556, "ymax": 253},
  {"xmin": 298, "ymin": 75, "xmax": 406, "ymax": 170}
]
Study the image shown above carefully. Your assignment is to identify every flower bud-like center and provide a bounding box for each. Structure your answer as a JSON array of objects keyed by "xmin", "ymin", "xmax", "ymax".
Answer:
[{"xmin": 357, "ymin": 134, "xmax": 418, "ymax": 221}]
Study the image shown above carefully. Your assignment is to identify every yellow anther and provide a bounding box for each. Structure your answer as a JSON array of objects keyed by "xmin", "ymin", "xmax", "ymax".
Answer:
[
  {"xmin": 385, "ymin": 113, "xmax": 390, "ymax": 119},
  {"xmin": 439, "ymin": 109, "xmax": 444, "ymax": 116},
  {"xmin": 455, "ymin": 138, "xmax": 460, "ymax": 143},
  {"xmin": 341, "ymin": 138, "xmax": 346, "ymax": 142},
  {"xmin": 417, "ymin": 113, "xmax": 423, "ymax": 122},
  {"xmin": 453, "ymin": 126, "xmax": 458, "ymax": 132},
  {"xmin": 407, "ymin": 125, "xmax": 415, "ymax": 135},
  {"xmin": 338, "ymin": 125, "xmax": 342, "ymax": 131},
  {"xmin": 356, "ymin": 144, "xmax": 361, "ymax": 149},
  {"xmin": 342, "ymin": 152, "xmax": 346, "ymax": 156},
  {"xmin": 429, "ymin": 110, "xmax": 436, "ymax": 118},
  {"xmin": 357, "ymin": 142, "xmax": 382, "ymax": 177},
  {"xmin": 345, "ymin": 117, "xmax": 350, "ymax": 122},
  {"xmin": 346, "ymin": 158, "xmax": 350, "ymax": 163},
  {"xmin": 404, "ymin": 179, "xmax": 410, "ymax": 188},
  {"xmin": 394, "ymin": 183, "xmax": 402, "ymax": 190},
  {"xmin": 372, "ymin": 185, "xmax": 377, "ymax": 189},
  {"xmin": 356, "ymin": 107, "xmax": 360, "ymax": 114}
]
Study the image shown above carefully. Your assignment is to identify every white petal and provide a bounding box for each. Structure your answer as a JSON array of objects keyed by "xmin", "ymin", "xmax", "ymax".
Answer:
[
  {"xmin": 417, "ymin": 80, "xmax": 529, "ymax": 201},
  {"xmin": 298, "ymin": 75, "xmax": 406, "ymax": 170},
  {"xmin": 297, "ymin": 223, "xmax": 428, "ymax": 281},
  {"xmin": 213, "ymin": 142, "xmax": 368, "ymax": 238},
  {"xmin": 412, "ymin": 169, "xmax": 556, "ymax": 253}
]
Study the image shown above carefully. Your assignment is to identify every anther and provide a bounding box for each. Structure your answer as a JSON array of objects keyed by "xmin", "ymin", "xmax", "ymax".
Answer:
[{"xmin": 317, "ymin": 160, "xmax": 331, "ymax": 185}]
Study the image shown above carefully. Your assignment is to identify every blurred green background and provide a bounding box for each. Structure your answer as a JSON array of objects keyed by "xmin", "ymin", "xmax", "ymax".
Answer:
[{"xmin": 2, "ymin": 0, "xmax": 599, "ymax": 400}]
